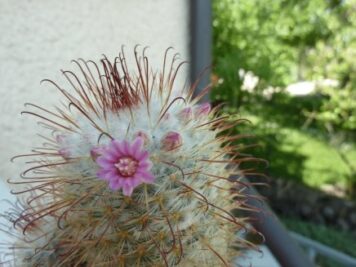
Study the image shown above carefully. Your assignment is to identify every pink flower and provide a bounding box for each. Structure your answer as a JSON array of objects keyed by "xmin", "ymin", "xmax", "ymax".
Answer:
[{"xmin": 95, "ymin": 137, "xmax": 154, "ymax": 196}]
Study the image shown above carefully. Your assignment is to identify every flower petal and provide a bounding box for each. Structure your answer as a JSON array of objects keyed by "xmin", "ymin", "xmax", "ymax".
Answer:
[
  {"xmin": 109, "ymin": 179, "xmax": 121, "ymax": 190},
  {"xmin": 138, "ymin": 160, "xmax": 152, "ymax": 169},
  {"xmin": 96, "ymin": 157, "xmax": 115, "ymax": 168},
  {"xmin": 97, "ymin": 170, "xmax": 109, "ymax": 180},
  {"xmin": 122, "ymin": 185, "xmax": 134, "ymax": 196},
  {"xmin": 112, "ymin": 140, "xmax": 125, "ymax": 156},
  {"xmin": 130, "ymin": 137, "xmax": 143, "ymax": 156},
  {"xmin": 97, "ymin": 169, "xmax": 117, "ymax": 181},
  {"xmin": 137, "ymin": 151, "xmax": 149, "ymax": 161},
  {"xmin": 122, "ymin": 178, "xmax": 137, "ymax": 188},
  {"xmin": 137, "ymin": 171, "xmax": 155, "ymax": 183},
  {"xmin": 104, "ymin": 150, "xmax": 120, "ymax": 161},
  {"xmin": 122, "ymin": 140, "xmax": 130, "ymax": 155}
]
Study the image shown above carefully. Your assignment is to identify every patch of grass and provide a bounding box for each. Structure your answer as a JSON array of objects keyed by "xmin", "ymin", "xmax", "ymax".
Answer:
[
  {"xmin": 273, "ymin": 125, "xmax": 355, "ymax": 188},
  {"xmin": 225, "ymin": 94, "xmax": 356, "ymax": 189},
  {"xmin": 281, "ymin": 217, "xmax": 356, "ymax": 267}
]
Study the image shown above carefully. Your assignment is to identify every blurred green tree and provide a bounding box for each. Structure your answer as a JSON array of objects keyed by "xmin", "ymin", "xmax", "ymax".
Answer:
[
  {"xmin": 212, "ymin": 0, "xmax": 343, "ymax": 105},
  {"xmin": 303, "ymin": 0, "xmax": 356, "ymax": 197},
  {"xmin": 213, "ymin": 0, "xmax": 356, "ymax": 198}
]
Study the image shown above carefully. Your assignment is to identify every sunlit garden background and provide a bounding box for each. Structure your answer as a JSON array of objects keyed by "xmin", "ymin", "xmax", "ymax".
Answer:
[{"xmin": 212, "ymin": 0, "xmax": 355, "ymax": 266}]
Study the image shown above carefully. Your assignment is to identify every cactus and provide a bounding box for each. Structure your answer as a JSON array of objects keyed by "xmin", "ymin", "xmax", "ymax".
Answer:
[{"xmin": 0, "ymin": 48, "xmax": 260, "ymax": 266}]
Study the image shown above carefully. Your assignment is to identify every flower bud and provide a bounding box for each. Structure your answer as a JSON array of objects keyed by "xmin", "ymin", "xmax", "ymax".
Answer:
[
  {"xmin": 161, "ymin": 131, "xmax": 182, "ymax": 151},
  {"xmin": 56, "ymin": 134, "xmax": 66, "ymax": 144},
  {"xmin": 195, "ymin": 102, "xmax": 211, "ymax": 117},
  {"xmin": 90, "ymin": 146, "xmax": 105, "ymax": 161},
  {"xmin": 163, "ymin": 112, "xmax": 170, "ymax": 121},
  {"xmin": 179, "ymin": 107, "xmax": 193, "ymax": 121},
  {"xmin": 59, "ymin": 148, "xmax": 71, "ymax": 159},
  {"xmin": 135, "ymin": 131, "xmax": 149, "ymax": 146}
]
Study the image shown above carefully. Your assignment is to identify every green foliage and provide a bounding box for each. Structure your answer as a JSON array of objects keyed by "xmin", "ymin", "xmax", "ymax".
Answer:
[
  {"xmin": 304, "ymin": 1, "xmax": 356, "ymax": 133},
  {"xmin": 213, "ymin": 0, "xmax": 293, "ymax": 93},
  {"xmin": 212, "ymin": 0, "xmax": 342, "ymax": 102},
  {"xmin": 317, "ymin": 85, "xmax": 356, "ymax": 132}
]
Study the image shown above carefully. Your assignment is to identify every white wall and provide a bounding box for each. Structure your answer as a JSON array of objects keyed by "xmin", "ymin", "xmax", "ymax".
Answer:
[{"xmin": 0, "ymin": 0, "xmax": 190, "ymax": 186}]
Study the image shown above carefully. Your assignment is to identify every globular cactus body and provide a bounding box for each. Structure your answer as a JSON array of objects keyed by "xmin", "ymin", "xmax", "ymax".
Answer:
[{"xmin": 0, "ymin": 49, "xmax": 257, "ymax": 267}]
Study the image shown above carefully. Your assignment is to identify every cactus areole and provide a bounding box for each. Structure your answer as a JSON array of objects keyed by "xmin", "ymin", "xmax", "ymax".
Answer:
[{"xmin": 0, "ymin": 48, "xmax": 260, "ymax": 266}]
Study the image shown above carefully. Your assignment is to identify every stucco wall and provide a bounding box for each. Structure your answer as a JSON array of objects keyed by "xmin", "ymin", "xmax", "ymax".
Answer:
[{"xmin": 0, "ymin": 0, "xmax": 190, "ymax": 187}]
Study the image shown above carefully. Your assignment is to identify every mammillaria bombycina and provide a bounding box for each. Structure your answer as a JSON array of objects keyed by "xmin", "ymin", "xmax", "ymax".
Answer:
[{"xmin": 0, "ymin": 48, "xmax": 261, "ymax": 266}]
